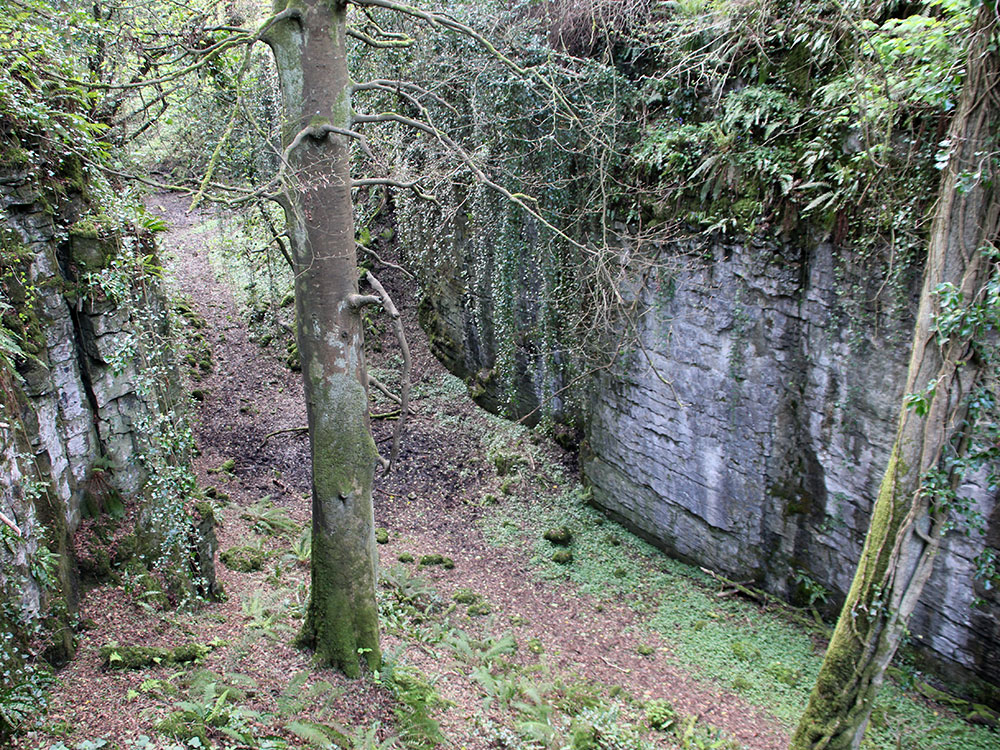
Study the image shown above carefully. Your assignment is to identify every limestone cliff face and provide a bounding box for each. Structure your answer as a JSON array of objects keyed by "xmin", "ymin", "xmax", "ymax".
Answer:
[
  {"xmin": 2, "ymin": 180, "xmax": 147, "ymax": 534},
  {"xmin": 0, "ymin": 161, "xmax": 216, "ymax": 659},
  {"xmin": 414, "ymin": 230, "xmax": 1000, "ymax": 693}
]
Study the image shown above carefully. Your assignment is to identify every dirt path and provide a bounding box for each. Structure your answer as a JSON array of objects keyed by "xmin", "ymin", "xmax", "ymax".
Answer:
[{"xmin": 15, "ymin": 193, "xmax": 790, "ymax": 749}]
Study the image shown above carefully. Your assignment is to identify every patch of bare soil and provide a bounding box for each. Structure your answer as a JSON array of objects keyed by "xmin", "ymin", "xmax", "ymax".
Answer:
[{"xmin": 15, "ymin": 193, "xmax": 789, "ymax": 750}]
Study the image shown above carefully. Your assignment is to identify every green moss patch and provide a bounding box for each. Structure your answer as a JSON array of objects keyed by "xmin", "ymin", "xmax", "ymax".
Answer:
[
  {"xmin": 544, "ymin": 526, "xmax": 573, "ymax": 545},
  {"xmin": 285, "ymin": 340, "xmax": 300, "ymax": 371},
  {"xmin": 452, "ymin": 588, "xmax": 479, "ymax": 604},
  {"xmin": 220, "ymin": 546, "xmax": 265, "ymax": 573},
  {"xmin": 208, "ymin": 458, "xmax": 236, "ymax": 475},
  {"xmin": 419, "ymin": 554, "xmax": 454, "ymax": 569},
  {"xmin": 204, "ymin": 486, "xmax": 229, "ymax": 504},
  {"xmin": 552, "ymin": 550, "xmax": 573, "ymax": 564}
]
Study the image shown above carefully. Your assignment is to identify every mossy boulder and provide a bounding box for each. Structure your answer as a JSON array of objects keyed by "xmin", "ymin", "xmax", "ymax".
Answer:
[
  {"xmin": 204, "ymin": 486, "xmax": 229, "ymax": 504},
  {"xmin": 543, "ymin": 526, "xmax": 573, "ymax": 546},
  {"xmin": 375, "ymin": 527, "xmax": 389, "ymax": 544},
  {"xmin": 452, "ymin": 588, "xmax": 479, "ymax": 604},
  {"xmin": 419, "ymin": 553, "xmax": 454, "ymax": 569},
  {"xmin": 208, "ymin": 458, "xmax": 235, "ymax": 475},
  {"xmin": 552, "ymin": 549, "xmax": 573, "ymax": 564},
  {"xmin": 68, "ymin": 217, "xmax": 115, "ymax": 271},
  {"xmin": 285, "ymin": 340, "xmax": 300, "ymax": 371},
  {"xmin": 450, "ymin": 586, "xmax": 491, "ymax": 615},
  {"xmin": 967, "ymin": 704, "xmax": 1000, "ymax": 729},
  {"xmin": 193, "ymin": 501, "xmax": 216, "ymax": 525},
  {"xmin": 173, "ymin": 300, "xmax": 207, "ymax": 328},
  {"xmin": 220, "ymin": 545, "xmax": 265, "ymax": 573},
  {"xmin": 491, "ymin": 451, "xmax": 524, "ymax": 476},
  {"xmin": 170, "ymin": 643, "xmax": 211, "ymax": 663}
]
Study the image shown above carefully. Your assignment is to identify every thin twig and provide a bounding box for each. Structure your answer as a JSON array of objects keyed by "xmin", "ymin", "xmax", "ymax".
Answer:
[
  {"xmin": 359, "ymin": 244, "xmax": 416, "ymax": 280},
  {"xmin": 0, "ymin": 510, "xmax": 22, "ymax": 537},
  {"xmin": 599, "ymin": 656, "xmax": 630, "ymax": 674},
  {"xmin": 260, "ymin": 426, "xmax": 308, "ymax": 446}
]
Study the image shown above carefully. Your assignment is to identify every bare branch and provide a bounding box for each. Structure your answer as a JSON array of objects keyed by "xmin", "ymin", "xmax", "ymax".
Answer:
[
  {"xmin": 0, "ymin": 510, "xmax": 22, "ymax": 537},
  {"xmin": 365, "ymin": 271, "xmax": 411, "ymax": 471},
  {"xmin": 348, "ymin": 293, "xmax": 383, "ymax": 309},
  {"xmin": 278, "ymin": 124, "xmax": 375, "ymax": 190},
  {"xmin": 353, "ymin": 177, "xmax": 438, "ymax": 203},
  {"xmin": 358, "ymin": 244, "xmax": 417, "ymax": 280},
  {"xmin": 347, "ymin": 28, "xmax": 413, "ymax": 48},
  {"xmin": 189, "ymin": 39, "xmax": 260, "ymax": 211},
  {"xmin": 259, "ymin": 204, "xmax": 294, "ymax": 271},
  {"xmin": 369, "ymin": 375, "xmax": 403, "ymax": 406},
  {"xmin": 349, "ymin": 0, "xmax": 580, "ymax": 122},
  {"xmin": 353, "ymin": 79, "xmax": 460, "ymax": 117},
  {"xmin": 353, "ymin": 112, "xmax": 592, "ymax": 255},
  {"xmin": 261, "ymin": 426, "xmax": 308, "ymax": 447}
]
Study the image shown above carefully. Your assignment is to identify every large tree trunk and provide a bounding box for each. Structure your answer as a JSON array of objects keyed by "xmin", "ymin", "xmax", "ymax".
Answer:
[
  {"xmin": 264, "ymin": 0, "xmax": 381, "ymax": 678},
  {"xmin": 790, "ymin": 8, "xmax": 999, "ymax": 749}
]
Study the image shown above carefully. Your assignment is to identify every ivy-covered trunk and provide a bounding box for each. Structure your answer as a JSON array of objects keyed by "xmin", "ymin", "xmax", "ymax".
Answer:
[
  {"xmin": 790, "ymin": 8, "xmax": 999, "ymax": 749},
  {"xmin": 263, "ymin": 0, "xmax": 381, "ymax": 678}
]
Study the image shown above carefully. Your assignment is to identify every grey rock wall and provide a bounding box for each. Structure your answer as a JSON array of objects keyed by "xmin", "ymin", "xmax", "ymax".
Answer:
[
  {"xmin": 414, "ymin": 230, "xmax": 1000, "ymax": 695},
  {"xmin": 1, "ymin": 162, "xmax": 216, "ymax": 647},
  {"xmin": 1, "ymin": 170, "xmax": 141, "ymax": 536},
  {"xmin": 583, "ymin": 239, "xmax": 999, "ymax": 690}
]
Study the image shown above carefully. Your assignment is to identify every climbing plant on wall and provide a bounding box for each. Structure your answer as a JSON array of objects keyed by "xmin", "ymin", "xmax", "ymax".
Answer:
[{"xmin": 0, "ymin": 0, "xmax": 225, "ymax": 735}]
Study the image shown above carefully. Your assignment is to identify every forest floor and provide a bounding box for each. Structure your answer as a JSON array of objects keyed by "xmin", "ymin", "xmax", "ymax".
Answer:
[{"xmin": 13, "ymin": 194, "xmax": 999, "ymax": 750}]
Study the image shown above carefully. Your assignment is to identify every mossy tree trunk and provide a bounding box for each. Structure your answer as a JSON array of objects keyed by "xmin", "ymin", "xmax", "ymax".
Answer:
[
  {"xmin": 790, "ymin": 8, "xmax": 999, "ymax": 749},
  {"xmin": 263, "ymin": 0, "xmax": 381, "ymax": 678}
]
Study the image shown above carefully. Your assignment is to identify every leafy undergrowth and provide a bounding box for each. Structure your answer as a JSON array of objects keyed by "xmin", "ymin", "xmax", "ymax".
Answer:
[{"xmin": 477, "ymin": 418, "xmax": 1000, "ymax": 750}]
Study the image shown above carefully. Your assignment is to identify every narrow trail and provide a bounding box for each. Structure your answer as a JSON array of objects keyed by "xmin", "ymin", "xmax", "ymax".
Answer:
[{"xmin": 15, "ymin": 193, "xmax": 790, "ymax": 749}]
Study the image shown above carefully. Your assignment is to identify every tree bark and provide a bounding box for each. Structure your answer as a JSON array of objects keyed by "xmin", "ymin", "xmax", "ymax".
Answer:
[
  {"xmin": 790, "ymin": 8, "xmax": 999, "ymax": 749},
  {"xmin": 263, "ymin": 0, "xmax": 381, "ymax": 678}
]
